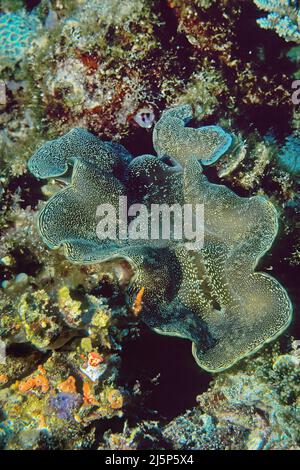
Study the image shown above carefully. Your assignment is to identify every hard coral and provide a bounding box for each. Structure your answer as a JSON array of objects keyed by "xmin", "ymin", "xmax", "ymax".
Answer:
[
  {"xmin": 28, "ymin": 105, "xmax": 293, "ymax": 372},
  {"xmin": 169, "ymin": 0, "xmax": 291, "ymax": 123},
  {"xmin": 23, "ymin": 0, "xmax": 184, "ymax": 140},
  {"xmin": 0, "ymin": 11, "xmax": 41, "ymax": 71},
  {"xmin": 0, "ymin": 292, "xmax": 136, "ymax": 449}
]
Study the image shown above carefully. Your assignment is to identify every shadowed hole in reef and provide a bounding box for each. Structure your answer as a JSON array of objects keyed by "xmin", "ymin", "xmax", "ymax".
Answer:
[
  {"xmin": 257, "ymin": 227, "xmax": 299, "ymax": 339},
  {"xmin": 10, "ymin": 246, "xmax": 42, "ymax": 277},
  {"xmin": 118, "ymin": 323, "xmax": 211, "ymax": 422},
  {"xmin": 3, "ymin": 174, "xmax": 44, "ymax": 210}
]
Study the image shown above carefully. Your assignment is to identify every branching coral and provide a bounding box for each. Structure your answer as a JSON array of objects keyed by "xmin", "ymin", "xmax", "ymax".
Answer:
[
  {"xmin": 28, "ymin": 105, "xmax": 293, "ymax": 373},
  {"xmin": 254, "ymin": 0, "xmax": 300, "ymax": 43}
]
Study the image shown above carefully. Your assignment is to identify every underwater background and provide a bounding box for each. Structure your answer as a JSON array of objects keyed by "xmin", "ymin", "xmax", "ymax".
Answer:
[{"xmin": 0, "ymin": 0, "xmax": 299, "ymax": 450}]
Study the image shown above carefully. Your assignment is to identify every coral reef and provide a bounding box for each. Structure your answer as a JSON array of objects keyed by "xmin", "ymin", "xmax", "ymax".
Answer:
[
  {"xmin": 28, "ymin": 105, "xmax": 292, "ymax": 373},
  {"xmin": 254, "ymin": 0, "xmax": 300, "ymax": 43},
  {"xmin": 163, "ymin": 343, "xmax": 300, "ymax": 450},
  {"xmin": 277, "ymin": 132, "xmax": 300, "ymax": 178},
  {"xmin": 0, "ymin": 0, "xmax": 296, "ymax": 179},
  {"xmin": 168, "ymin": 0, "xmax": 292, "ymax": 118}
]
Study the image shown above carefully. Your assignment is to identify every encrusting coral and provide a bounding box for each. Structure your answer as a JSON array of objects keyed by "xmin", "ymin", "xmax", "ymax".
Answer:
[
  {"xmin": 28, "ymin": 105, "xmax": 293, "ymax": 373},
  {"xmin": 168, "ymin": 0, "xmax": 292, "ymax": 117},
  {"xmin": 254, "ymin": 0, "xmax": 300, "ymax": 43},
  {"xmin": 162, "ymin": 342, "xmax": 300, "ymax": 450}
]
